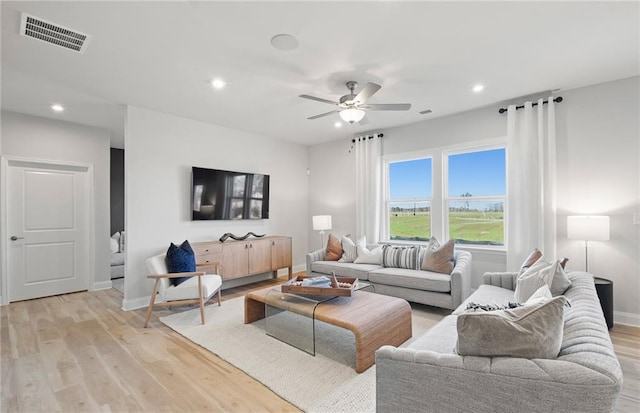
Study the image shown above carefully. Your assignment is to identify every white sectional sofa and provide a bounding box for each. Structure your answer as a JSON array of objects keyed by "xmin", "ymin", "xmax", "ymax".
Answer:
[
  {"xmin": 375, "ymin": 270, "xmax": 623, "ymax": 412},
  {"xmin": 306, "ymin": 244, "xmax": 473, "ymax": 310}
]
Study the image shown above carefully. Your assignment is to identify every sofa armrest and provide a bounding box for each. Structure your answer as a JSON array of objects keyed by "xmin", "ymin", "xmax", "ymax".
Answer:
[
  {"xmin": 450, "ymin": 250, "xmax": 472, "ymax": 308},
  {"xmin": 482, "ymin": 271, "xmax": 518, "ymax": 291},
  {"xmin": 305, "ymin": 248, "xmax": 326, "ymax": 274}
]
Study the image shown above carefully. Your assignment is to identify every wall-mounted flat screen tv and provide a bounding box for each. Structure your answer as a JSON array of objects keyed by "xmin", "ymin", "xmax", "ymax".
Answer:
[{"xmin": 191, "ymin": 167, "xmax": 270, "ymax": 220}]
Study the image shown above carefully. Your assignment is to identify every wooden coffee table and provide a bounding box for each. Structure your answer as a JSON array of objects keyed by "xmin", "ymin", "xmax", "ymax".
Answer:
[{"xmin": 245, "ymin": 287, "xmax": 412, "ymax": 373}]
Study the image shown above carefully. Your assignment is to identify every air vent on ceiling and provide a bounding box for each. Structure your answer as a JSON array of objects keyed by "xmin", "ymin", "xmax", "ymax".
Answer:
[
  {"xmin": 419, "ymin": 109, "xmax": 432, "ymax": 115},
  {"xmin": 19, "ymin": 13, "xmax": 91, "ymax": 53}
]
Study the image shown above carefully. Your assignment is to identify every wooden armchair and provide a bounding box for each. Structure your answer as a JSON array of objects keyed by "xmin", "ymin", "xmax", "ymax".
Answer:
[{"xmin": 143, "ymin": 253, "xmax": 222, "ymax": 328}]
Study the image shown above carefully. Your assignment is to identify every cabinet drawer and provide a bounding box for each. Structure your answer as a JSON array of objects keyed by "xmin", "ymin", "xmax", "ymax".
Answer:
[
  {"xmin": 192, "ymin": 243, "xmax": 222, "ymax": 256},
  {"xmin": 196, "ymin": 264, "xmax": 220, "ymax": 274},
  {"xmin": 196, "ymin": 252, "xmax": 221, "ymax": 266}
]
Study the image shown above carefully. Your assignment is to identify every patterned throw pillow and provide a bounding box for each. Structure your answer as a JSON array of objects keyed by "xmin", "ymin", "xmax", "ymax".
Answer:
[
  {"xmin": 514, "ymin": 260, "xmax": 571, "ymax": 303},
  {"xmin": 165, "ymin": 240, "xmax": 196, "ymax": 286},
  {"xmin": 421, "ymin": 238, "xmax": 455, "ymax": 274},
  {"xmin": 382, "ymin": 245, "xmax": 420, "ymax": 270},
  {"xmin": 339, "ymin": 235, "xmax": 366, "ymax": 263},
  {"xmin": 324, "ymin": 234, "xmax": 343, "ymax": 261}
]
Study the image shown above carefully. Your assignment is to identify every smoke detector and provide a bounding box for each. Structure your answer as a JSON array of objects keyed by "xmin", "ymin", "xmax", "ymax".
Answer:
[{"xmin": 20, "ymin": 13, "xmax": 91, "ymax": 53}]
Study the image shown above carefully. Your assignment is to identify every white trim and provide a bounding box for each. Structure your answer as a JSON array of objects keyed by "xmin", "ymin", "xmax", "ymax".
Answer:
[
  {"xmin": 613, "ymin": 311, "xmax": 640, "ymax": 328},
  {"xmin": 93, "ymin": 280, "xmax": 113, "ymax": 291},
  {"xmin": 122, "ymin": 296, "xmax": 150, "ymax": 311},
  {"xmin": 0, "ymin": 155, "xmax": 95, "ymax": 305}
]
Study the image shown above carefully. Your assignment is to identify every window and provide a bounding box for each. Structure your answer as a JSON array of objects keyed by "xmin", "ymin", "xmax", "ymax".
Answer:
[
  {"xmin": 446, "ymin": 148, "xmax": 505, "ymax": 246},
  {"xmin": 387, "ymin": 158, "xmax": 432, "ymax": 241}
]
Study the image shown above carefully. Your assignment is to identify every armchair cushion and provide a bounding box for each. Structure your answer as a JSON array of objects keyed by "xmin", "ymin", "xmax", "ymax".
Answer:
[
  {"xmin": 164, "ymin": 274, "xmax": 222, "ymax": 301},
  {"xmin": 166, "ymin": 240, "xmax": 196, "ymax": 286}
]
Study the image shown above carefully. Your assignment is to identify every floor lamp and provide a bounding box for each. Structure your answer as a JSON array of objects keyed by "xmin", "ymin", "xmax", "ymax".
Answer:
[
  {"xmin": 567, "ymin": 215, "xmax": 610, "ymax": 273},
  {"xmin": 312, "ymin": 215, "xmax": 332, "ymax": 249}
]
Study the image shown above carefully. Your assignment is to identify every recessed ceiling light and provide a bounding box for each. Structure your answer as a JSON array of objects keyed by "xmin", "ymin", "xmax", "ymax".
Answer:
[
  {"xmin": 271, "ymin": 34, "xmax": 299, "ymax": 51},
  {"xmin": 334, "ymin": 122, "xmax": 342, "ymax": 128},
  {"xmin": 51, "ymin": 104, "xmax": 64, "ymax": 112},
  {"xmin": 211, "ymin": 79, "xmax": 226, "ymax": 89},
  {"xmin": 472, "ymin": 84, "xmax": 484, "ymax": 93}
]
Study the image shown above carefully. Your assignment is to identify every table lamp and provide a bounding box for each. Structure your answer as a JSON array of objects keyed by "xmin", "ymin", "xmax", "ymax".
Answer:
[
  {"xmin": 567, "ymin": 215, "xmax": 610, "ymax": 273},
  {"xmin": 312, "ymin": 215, "xmax": 332, "ymax": 249}
]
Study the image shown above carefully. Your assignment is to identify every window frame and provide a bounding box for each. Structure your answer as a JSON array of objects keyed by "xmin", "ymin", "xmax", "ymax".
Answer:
[
  {"xmin": 443, "ymin": 143, "xmax": 506, "ymax": 247},
  {"xmin": 382, "ymin": 139, "xmax": 506, "ymax": 249}
]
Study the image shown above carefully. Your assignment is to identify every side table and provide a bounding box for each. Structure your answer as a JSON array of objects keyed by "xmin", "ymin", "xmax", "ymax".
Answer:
[{"xmin": 594, "ymin": 277, "xmax": 614, "ymax": 330}]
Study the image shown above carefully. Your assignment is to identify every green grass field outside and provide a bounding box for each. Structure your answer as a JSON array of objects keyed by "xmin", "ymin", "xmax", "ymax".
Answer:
[{"xmin": 390, "ymin": 211, "xmax": 504, "ymax": 244}]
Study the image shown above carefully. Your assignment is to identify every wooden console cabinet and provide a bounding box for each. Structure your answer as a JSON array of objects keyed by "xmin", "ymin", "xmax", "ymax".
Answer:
[{"xmin": 192, "ymin": 236, "xmax": 292, "ymax": 282}]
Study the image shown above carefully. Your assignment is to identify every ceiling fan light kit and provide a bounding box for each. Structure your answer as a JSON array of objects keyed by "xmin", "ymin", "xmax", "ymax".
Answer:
[
  {"xmin": 339, "ymin": 108, "xmax": 365, "ymax": 123},
  {"xmin": 300, "ymin": 81, "xmax": 411, "ymax": 123}
]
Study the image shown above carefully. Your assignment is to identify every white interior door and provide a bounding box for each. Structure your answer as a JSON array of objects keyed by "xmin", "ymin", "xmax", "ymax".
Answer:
[{"xmin": 7, "ymin": 160, "xmax": 90, "ymax": 302}]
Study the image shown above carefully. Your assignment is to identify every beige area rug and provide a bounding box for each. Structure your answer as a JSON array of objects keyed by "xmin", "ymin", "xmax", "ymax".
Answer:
[{"xmin": 160, "ymin": 295, "xmax": 447, "ymax": 412}]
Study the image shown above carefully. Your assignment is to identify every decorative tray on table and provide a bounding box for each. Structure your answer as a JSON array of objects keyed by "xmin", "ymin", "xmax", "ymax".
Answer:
[{"xmin": 281, "ymin": 274, "xmax": 358, "ymax": 297}]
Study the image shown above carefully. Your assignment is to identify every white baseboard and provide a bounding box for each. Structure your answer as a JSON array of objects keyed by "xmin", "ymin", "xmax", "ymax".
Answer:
[
  {"xmin": 614, "ymin": 311, "xmax": 640, "ymax": 328},
  {"xmin": 122, "ymin": 296, "xmax": 151, "ymax": 311},
  {"xmin": 92, "ymin": 280, "xmax": 113, "ymax": 291}
]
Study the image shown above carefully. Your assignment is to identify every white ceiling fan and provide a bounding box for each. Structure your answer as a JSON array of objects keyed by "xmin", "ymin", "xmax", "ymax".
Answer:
[{"xmin": 300, "ymin": 81, "xmax": 411, "ymax": 124}]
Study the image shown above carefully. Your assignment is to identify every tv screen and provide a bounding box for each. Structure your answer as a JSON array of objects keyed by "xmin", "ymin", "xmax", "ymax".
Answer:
[{"xmin": 191, "ymin": 167, "xmax": 270, "ymax": 220}]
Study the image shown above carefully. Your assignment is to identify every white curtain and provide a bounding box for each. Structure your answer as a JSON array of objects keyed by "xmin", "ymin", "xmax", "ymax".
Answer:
[
  {"xmin": 506, "ymin": 98, "xmax": 557, "ymax": 269},
  {"xmin": 354, "ymin": 134, "xmax": 383, "ymax": 242}
]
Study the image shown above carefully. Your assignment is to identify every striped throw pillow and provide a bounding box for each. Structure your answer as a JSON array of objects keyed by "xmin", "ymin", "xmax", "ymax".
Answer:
[{"xmin": 382, "ymin": 245, "xmax": 420, "ymax": 270}]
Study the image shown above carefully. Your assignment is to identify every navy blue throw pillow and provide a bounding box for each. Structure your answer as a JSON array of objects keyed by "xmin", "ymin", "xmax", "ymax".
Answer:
[{"xmin": 165, "ymin": 240, "xmax": 196, "ymax": 286}]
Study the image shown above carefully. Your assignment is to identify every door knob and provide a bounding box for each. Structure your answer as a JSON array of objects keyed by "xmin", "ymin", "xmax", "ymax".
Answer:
[{"xmin": 10, "ymin": 236, "xmax": 24, "ymax": 241}]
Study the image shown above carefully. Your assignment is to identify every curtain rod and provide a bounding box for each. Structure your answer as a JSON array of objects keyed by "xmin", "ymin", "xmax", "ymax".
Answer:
[
  {"xmin": 498, "ymin": 96, "xmax": 563, "ymax": 114},
  {"xmin": 351, "ymin": 133, "xmax": 384, "ymax": 143}
]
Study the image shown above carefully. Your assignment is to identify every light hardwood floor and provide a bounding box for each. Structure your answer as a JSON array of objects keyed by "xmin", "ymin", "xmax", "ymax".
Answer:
[{"xmin": 1, "ymin": 275, "xmax": 639, "ymax": 412}]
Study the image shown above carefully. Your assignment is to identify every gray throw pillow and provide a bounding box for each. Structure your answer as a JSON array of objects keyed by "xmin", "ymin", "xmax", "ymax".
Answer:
[
  {"xmin": 514, "ymin": 260, "xmax": 571, "ymax": 303},
  {"xmin": 456, "ymin": 295, "xmax": 568, "ymax": 359},
  {"xmin": 421, "ymin": 238, "xmax": 455, "ymax": 274}
]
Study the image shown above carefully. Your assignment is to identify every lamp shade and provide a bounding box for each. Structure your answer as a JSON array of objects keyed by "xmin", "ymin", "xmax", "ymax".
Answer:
[
  {"xmin": 312, "ymin": 215, "xmax": 332, "ymax": 231},
  {"xmin": 339, "ymin": 108, "xmax": 365, "ymax": 124},
  {"xmin": 567, "ymin": 216, "xmax": 610, "ymax": 241}
]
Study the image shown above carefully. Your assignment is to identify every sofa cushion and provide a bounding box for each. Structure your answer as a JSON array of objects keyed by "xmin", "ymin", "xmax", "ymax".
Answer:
[
  {"xmin": 110, "ymin": 252, "xmax": 125, "ymax": 266},
  {"xmin": 382, "ymin": 245, "xmax": 421, "ymax": 270},
  {"xmin": 339, "ymin": 235, "xmax": 366, "ymax": 263},
  {"xmin": 310, "ymin": 261, "xmax": 381, "ymax": 280},
  {"xmin": 456, "ymin": 295, "xmax": 568, "ymax": 359},
  {"xmin": 452, "ymin": 284, "xmax": 515, "ymax": 315},
  {"xmin": 325, "ymin": 234, "xmax": 343, "ymax": 261},
  {"xmin": 164, "ymin": 273, "xmax": 222, "ymax": 301},
  {"xmin": 421, "ymin": 238, "xmax": 455, "ymax": 274},
  {"xmin": 369, "ymin": 268, "xmax": 451, "ymax": 292},
  {"xmin": 519, "ymin": 248, "xmax": 542, "ymax": 274}
]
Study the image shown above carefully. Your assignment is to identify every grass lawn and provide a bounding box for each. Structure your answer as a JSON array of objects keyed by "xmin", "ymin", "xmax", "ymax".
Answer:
[{"xmin": 390, "ymin": 211, "xmax": 504, "ymax": 244}]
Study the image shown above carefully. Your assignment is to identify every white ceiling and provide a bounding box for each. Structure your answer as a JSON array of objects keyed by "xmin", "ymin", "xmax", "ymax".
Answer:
[{"xmin": 2, "ymin": 1, "xmax": 639, "ymax": 148}]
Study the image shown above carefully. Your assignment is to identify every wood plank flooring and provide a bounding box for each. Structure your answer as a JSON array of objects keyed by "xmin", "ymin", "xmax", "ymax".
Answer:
[{"xmin": 2, "ymin": 275, "xmax": 639, "ymax": 412}]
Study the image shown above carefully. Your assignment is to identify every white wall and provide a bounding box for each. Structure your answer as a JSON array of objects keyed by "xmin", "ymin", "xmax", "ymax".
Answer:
[
  {"xmin": 308, "ymin": 76, "xmax": 640, "ymax": 325},
  {"xmin": 555, "ymin": 76, "xmax": 640, "ymax": 325},
  {"xmin": 124, "ymin": 106, "xmax": 309, "ymax": 310},
  {"xmin": 0, "ymin": 110, "xmax": 112, "ymax": 298}
]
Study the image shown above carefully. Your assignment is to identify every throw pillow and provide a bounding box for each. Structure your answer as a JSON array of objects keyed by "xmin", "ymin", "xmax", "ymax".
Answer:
[
  {"xmin": 519, "ymin": 248, "xmax": 542, "ymax": 274},
  {"xmin": 110, "ymin": 238, "xmax": 119, "ymax": 254},
  {"xmin": 324, "ymin": 234, "xmax": 343, "ymax": 261},
  {"xmin": 421, "ymin": 238, "xmax": 455, "ymax": 274},
  {"xmin": 339, "ymin": 235, "xmax": 366, "ymax": 263},
  {"xmin": 119, "ymin": 230, "xmax": 126, "ymax": 253},
  {"xmin": 354, "ymin": 245, "xmax": 383, "ymax": 265},
  {"xmin": 111, "ymin": 232, "xmax": 121, "ymax": 253},
  {"xmin": 456, "ymin": 295, "xmax": 569, "ymax": 359},
  {"xmin": 382, "ymin": 245, "xmax": 420, "ymax": 270},
  {"xmin": 165, "ymin": 240, "xmax": 196, "ymax": 286},
  {"xmin": 513, "ymin": 260, "xmax": 571, "ymax": 303}
]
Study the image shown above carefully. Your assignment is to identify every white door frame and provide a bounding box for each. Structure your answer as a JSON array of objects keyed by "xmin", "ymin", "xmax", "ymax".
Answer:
[{"xmin": 0, "ymin": 155, "xmax": 95, "ymax": 305}]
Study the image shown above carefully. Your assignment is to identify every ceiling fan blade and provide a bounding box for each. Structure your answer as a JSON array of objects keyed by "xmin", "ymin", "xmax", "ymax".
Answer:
[
  {"xmin": 365, "ymin": 103, "xmax": 412, "ymax": 111},
  {"xmin": 299, "ymin": 94, "xmax": 338, "ymax": 105},
  {"xmin": 354, "ymin": 82, "xmax": 381, "ymax": 104},
  {"xmin": 307, "ymin": 110, "xmax": 339, "ymax": 120}
]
